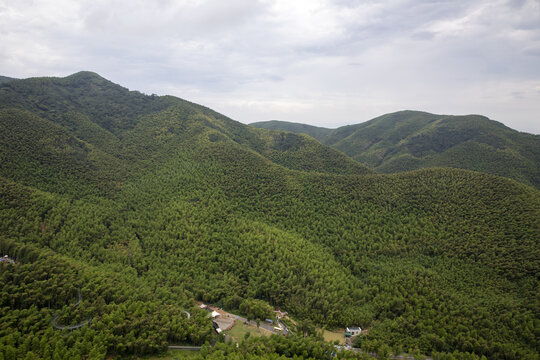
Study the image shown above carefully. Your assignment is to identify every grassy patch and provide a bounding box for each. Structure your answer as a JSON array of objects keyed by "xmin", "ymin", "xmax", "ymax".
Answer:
[
  {"xmin": 280, "ymin": 317, "xmax": 296, "ymax": 333},
  {"xmin": 225, "ymin": 321, "xmax": 269, "ymax": 342},
  {"xmin": 321, "ymin": 329, "xmax": 345, "ymax": 344}
]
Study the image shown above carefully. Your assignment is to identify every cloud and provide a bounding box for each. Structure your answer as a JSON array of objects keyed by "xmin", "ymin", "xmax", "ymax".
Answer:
[{"xmin": 0, "ymin": 0, "xmax": 539, "ymax": 133}]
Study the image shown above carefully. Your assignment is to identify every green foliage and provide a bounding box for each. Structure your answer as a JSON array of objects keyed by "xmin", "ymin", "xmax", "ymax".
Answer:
[
  {"xmin": 0, "ymin": 108, "xmax": 125, "ymax": 196},
  {"xmin": 192, "ymin": 334, "xmax": 343, "ymax": 360},
  {"xmin": 0, "ymin": 73, "xmax": 538, "ymax": 359},
  {"xmin": 0, "ymin": 239, "xmax": 213, "ymax": 359},
  {"xmin": 0, "ymin": 75, "xmax": 16, "ymax": 85},
  {"xmin": 249, "ymin": 120, "xmax": 332, "ymax": 142},
  {"xmin": 0, "ymin": 75, "xmax": 371, "ymax": 179},
  {"xmin": 239, "ymin": 299, "xmax": 274, "ymax": 322},
  {"xmin": 252, "ymin": 111, "xmax": 540, "ymax": 189},
  {"xmin": 0, "ymin": 71, "xmax": 174, "ymax": 136}
]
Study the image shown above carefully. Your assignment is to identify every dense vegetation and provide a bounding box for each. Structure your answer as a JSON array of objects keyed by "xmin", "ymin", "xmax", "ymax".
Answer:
[
  {"xmin": 0, "ymin": 76, "xmax": 16, "ymax": 85},
  {"xmin": 0, "ymin": 72, "xmax": 538, "ymax": 359},
  {"xmin": 251, "ymin": 111, "xmax": 540, "ymax": 188},
  {"xmin": 181, "ymin": 334, "xmax": 496, "ymax": 360},
  {"xmin": 251, "ymin": 120, "xmax": 332, "ymax": 143},
  {"xmin": 0, "ymin": 239, "xmax": 213, "ymax": 360}
]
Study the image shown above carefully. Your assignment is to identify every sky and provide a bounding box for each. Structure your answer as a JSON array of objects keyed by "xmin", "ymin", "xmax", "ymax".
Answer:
[{"xmin": 1, "ymin": 0, "xmax": 539, "ymax": 133}]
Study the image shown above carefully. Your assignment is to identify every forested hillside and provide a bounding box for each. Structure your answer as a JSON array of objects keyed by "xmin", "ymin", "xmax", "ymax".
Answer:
[
  {"xmin": 251, "ymin": 120, "xmax": 332, "ymax": 142},
  {"xmin": 0, "ymin": 73, "xmax": 538, "ymax": 360},
  {"xmin": 251, "ymin": 111, "xmax": 540, "ymax": 188},
  {"xmin": 0, "ymin": 72, "xmax": 370, "ymax": 180},
  {"xmin": 0, "ymin": 76, "xmax": 16, "ymax": 85}
]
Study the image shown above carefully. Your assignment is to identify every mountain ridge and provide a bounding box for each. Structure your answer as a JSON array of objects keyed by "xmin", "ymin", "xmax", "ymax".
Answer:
[
  {"xmin": 0, "ymin": 72, "xmax": 538, "ymax": 359},
  {"xmin": 0, "ymin": 72, "xmax": 372, "ymax": 188},
  {"xmin": 0, "ymin": 75, "xmax": 16, "ymax": 84},
  {"xmin": 251, "ymin": 111, "xmax": 540, "ymax": 188}
]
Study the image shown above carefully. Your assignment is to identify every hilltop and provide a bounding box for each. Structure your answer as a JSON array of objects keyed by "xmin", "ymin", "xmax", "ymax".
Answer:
[
  {"xmin": 0, "ymin": 71, "xmax": 370, "ymax": 195},
  {"xmin": 251, "ymin": 111, "xmax": 540, "ymax": 188},
  {"xmin": 0, "ymin": 75, "xmax": 16, "ymax": 85},
  {"xmin": 252, "ymin": 120, "xmax": 332, "ymax": 142},
  {"xmin": 0, "ymin": 73, "xmax": 538, "ymax": 359}
]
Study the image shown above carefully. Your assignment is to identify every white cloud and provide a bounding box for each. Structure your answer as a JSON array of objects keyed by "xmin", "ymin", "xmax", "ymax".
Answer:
[{"xmin": 0, "ymin": 0, "xmax": 539, "ymax": 133}]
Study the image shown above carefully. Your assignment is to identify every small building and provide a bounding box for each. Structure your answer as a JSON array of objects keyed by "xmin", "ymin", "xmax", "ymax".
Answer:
[
  {"xmin": 211, "ymin": 310, "xmax": 220, "ymax": 318},
  {"xmin": 345, "ymin": 327, "xmax": 361, "ymax": 337},
  {"xmin": 1, "ymin": 255, "xmax": 15, "ymax": 265},
  {"xmin": 212, "ymin": 321, "xmax": 222, "ymax": 334},
  {"xmin": 199, "ymin": 304, "xmax": 207, "ymax": 309}
]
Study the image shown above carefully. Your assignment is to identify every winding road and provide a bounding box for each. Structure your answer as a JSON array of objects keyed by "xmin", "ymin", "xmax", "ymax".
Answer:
[{"xmin": 51, "ymin": 289, "xmax": 92, "ymax": 330}]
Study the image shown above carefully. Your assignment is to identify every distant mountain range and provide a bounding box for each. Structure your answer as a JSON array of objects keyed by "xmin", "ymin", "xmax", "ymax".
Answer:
[
  {"xmin": 0, "ymin": 72, "xmax": 538, "ymax": 359},
  {"xmin": 252, "ymin": 111, "xmax": 540, "ymax": 188}
]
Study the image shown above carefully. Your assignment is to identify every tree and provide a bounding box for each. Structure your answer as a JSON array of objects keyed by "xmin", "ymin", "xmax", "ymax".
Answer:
[
  {"xmin": 377, "ymin": 344, "xmax": 391, "ymax": 359},
  {"xmin": 297, "ymin": 319, "xmax": 316, "ymax": 338},
  {"xmin": 352, "ymin": 335, "xmax": 362, "ymax": 348}
]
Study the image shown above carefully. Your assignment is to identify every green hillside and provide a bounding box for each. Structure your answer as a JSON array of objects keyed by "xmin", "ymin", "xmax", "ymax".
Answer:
[
  {"xmin": 250, "ymin": 120, "xmax": 332, "ymax": 142},
  {"xmin": 0, "ymin": 73, "xmax": 538, "ymax": 360},
  {"xmin": 0, "ymin": 75, "xmax": 16, "ymax": 84},
  {"xmin": 251, "ymin": 111, "xmax": 540, "ymax": 188},
  {"xmin": 0, "ymin": 72, "xmax": 370, "ymax": 181},
  {"xmin": 0, "ymin": 108, "xmax": 125, "ymax": 195}
]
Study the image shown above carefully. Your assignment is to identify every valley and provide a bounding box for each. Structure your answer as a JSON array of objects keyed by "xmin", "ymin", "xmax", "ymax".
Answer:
[{"xmin": 0, "ymin": 72, "xmax": 538, "ymax": 360}]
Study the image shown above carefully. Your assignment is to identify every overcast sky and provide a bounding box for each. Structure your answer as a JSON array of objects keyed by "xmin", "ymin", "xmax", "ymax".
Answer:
[{"xmin": 1, "ymin": 0, "xmax": 539, "ymax": 133}]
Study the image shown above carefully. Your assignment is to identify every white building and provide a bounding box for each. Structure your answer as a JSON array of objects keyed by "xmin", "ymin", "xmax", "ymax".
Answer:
[{"xmin": 346, "ymin": 327, "xmax": 361, "ymax": 337}]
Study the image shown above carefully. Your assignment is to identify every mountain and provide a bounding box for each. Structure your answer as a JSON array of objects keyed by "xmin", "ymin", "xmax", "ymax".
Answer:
[
  {"xmin": 252, "ymin": 120, "xmax": 331, "ymax": 142},
  {"xmin": 0, "ymin": 73, "xmax": 538, "ymax": 359},
  {"xmin": 0, "ymin": 71, "xmax": 371, "ymax": 185},
  {"xmin": 251, "ymin": 111, "xmax": 540, "ymax": 188},
  {"xmin": 0, "ymin": 75, "xmax": 16, "ymax": 84}
]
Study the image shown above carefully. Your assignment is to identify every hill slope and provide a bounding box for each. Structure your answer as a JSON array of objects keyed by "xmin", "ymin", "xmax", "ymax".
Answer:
[
  {"xmin": 0, "ymin": 73, "xmax": 538, "ymax": 359},
  {"xmin": 251, "ymin": 111, "xmax": 540, "ymax": 188},
  {"xmin": 251, "ymin": 120, "xmax": 332, "ymax": 142},
  {"xmin": 0, "ymin": 75, "xmax": 16, "ymax": 84},
  {"xmin": 0, "ymin": 72, "xmax": 371, "ymax": 191}
]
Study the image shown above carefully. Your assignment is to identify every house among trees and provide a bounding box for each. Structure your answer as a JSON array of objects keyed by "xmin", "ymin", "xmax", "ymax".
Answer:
[
  {"xmin": 0, "ymin": 255, "xmax": 15, "ymax": 264},
  {"xmin": 345, "ymin": 327, "xmax": 361, "ymax": 337},
  {"xmin": 199, "ymin": 303, "xmax": 220, "ymax": 318},
  {"xmin": 212, "ymin": 321, "xmax": 222, "ymax": 334}
]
